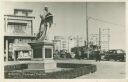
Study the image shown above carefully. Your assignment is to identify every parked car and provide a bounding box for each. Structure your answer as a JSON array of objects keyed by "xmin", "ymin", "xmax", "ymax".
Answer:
[{"xmin": 104, "ymin": 49, "xmax": 126, "ymax": 62}]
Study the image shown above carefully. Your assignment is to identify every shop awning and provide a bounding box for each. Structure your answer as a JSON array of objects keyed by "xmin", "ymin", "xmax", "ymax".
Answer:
[{"xmin": 13, "ymin": 46, "xmax": 31, "ymax": 51}]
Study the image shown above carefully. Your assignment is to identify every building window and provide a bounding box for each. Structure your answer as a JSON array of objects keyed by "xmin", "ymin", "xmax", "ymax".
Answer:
[{"xmin": 7, "ymin": 22, "xmax": 27, "ymax": 35}]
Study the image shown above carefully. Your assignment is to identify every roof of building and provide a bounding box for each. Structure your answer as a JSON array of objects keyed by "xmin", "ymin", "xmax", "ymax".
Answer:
[
  {"xmin": 4, "ymin": 36, "xmax": 36, "ymax": 39},
  {"xmin": 4, "ymin": 15, "xmax": 35, "ymax": 19},
  {"xmin": 14, "ymin": 9, "xmax": 33, "ymax": 13}
]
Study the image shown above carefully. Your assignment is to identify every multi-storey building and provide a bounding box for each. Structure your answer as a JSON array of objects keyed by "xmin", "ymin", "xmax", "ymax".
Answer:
[
  {"xmin": 53, "ymin": 36, "xmax": 67, "ymax": 51},
  {"xmin": 4, "ymin": 9, "xmax": 35, "ymax": 61},
  {"xmin": 53, "ymin": 36, "xmax": 84, "ymax": 52}
]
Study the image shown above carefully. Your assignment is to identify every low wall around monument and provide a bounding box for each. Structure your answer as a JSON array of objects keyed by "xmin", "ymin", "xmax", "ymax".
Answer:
[{"xmin": 4, "ymin": 63, "xmax": 97, "ymax": 79}]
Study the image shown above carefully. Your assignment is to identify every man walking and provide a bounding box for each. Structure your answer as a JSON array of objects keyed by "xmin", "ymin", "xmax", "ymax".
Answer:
[{"xmin": 95, "ymin": 50, "xmax": 101, "ymax": 62}]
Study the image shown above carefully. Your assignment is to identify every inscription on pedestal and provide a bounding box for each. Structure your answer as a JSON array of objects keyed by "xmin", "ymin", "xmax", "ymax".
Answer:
[
  {"xmin": 33, "ymin": 47, "xmax": 42, "ymax": 58},
  {"xmin": 45, "ymin": 48, "xmax": 52, "ymax": 58}
]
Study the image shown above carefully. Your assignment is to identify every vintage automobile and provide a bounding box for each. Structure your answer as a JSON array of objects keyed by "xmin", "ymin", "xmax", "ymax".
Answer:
[{"xmin": 104, "ymin": 49, "xmax": 126, "ymax": 62}]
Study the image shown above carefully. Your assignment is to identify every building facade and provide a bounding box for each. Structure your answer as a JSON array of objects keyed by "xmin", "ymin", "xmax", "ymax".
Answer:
[
  {"xmin": 4, "ymin": 9, "xmax": 35, "ymax": 61},
  {"xmin": 53, "ymin": 36, "xmax": 84, "ymax": 52},
  {"xmin": 53, "ymin": 36, "xmax": 67, "ymax": 51}
]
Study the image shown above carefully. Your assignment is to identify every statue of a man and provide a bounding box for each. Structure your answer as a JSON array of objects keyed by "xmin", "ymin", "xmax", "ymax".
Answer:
[{"xmin": 36, "ymin": 6, "xmax": 53, "ymax": 41}]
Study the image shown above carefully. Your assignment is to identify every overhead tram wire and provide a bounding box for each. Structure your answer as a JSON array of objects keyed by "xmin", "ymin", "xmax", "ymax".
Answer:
[
  {"xmin": 88, "ymin": 16, "xmax": 125, "ymax": 27},
  {"xmin": 87, "ymin": 16, "xmax": 124, "ymax": 51}
]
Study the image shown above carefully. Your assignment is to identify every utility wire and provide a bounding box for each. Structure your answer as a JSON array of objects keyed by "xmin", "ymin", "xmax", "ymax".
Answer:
[{"xmin": 88, "ymin": 16, "xmax": 125, "ymax": 27}]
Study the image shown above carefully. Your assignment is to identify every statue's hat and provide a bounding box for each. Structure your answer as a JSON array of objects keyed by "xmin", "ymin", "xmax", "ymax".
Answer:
[{"xmin": 44, "ymin": 5, "xmax": 48, "ymax": 11}]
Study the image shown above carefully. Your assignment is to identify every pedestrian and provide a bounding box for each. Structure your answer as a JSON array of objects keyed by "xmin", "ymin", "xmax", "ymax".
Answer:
[
  {"xmin": 98, "ymin": 51, "xmax": 101, "ymax": 62},
  {"xmin": 95, "ymin": 50, "xmax": 101, "ymax": 62},
  {"xmin": 78, "ymin": 51, "xmax": 81, "ymax": 59}
]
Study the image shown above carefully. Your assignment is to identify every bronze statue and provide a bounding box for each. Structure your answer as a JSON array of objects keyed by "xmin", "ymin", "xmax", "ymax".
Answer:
[{"xmin": 36, "ymin": 6, "xmax": 53, "ymax": 41}]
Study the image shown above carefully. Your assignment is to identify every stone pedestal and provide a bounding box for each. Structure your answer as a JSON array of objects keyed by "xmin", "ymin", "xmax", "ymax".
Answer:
[{"xmin": 28, "ymin": 41, "xmax": 57, "ymax": 71}]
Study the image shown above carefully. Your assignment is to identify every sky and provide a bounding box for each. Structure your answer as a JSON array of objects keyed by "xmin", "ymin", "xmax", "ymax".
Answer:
[{"xmin": 2, "ymin": 2, "xmax": 125, "ymax": 50}]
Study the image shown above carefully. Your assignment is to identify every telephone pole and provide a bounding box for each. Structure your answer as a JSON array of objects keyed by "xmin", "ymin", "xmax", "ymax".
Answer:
[
  {"xmin": 86, "ymin": 2, "xmax": 89, "ymax": 48},
  {"xmin": 107, "ymin": 28, "xmax": 110, "ymax": 50},
  {"xmin": 86, "ymin": 2, "xmax": 90, "ymax": 59},
  {"xmin": 77, "ymin": 35, "xmax": 79, "ymax": 47},
  {"xmin": 99, "ymin": 28, "xmax": 101, "ymax": 50}
]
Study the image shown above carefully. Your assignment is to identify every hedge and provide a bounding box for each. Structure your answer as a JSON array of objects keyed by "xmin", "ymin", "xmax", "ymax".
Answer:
[
  {"xmin": 4, "ymin": 64, "xmax": 28, "ymax": 71},
  {"xmin": 4, "ymin": 63, "xmax": 97, "ymax": 79}
]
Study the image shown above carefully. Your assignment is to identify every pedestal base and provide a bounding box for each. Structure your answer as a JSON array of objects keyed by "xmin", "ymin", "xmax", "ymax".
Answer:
[
  {"xmin": 27, "ymin": 60, "xmax": 57, "ymax": 72},
  {"xmin": 28, "ymin": 41, "xmax": 57, "ymax": 72}
]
